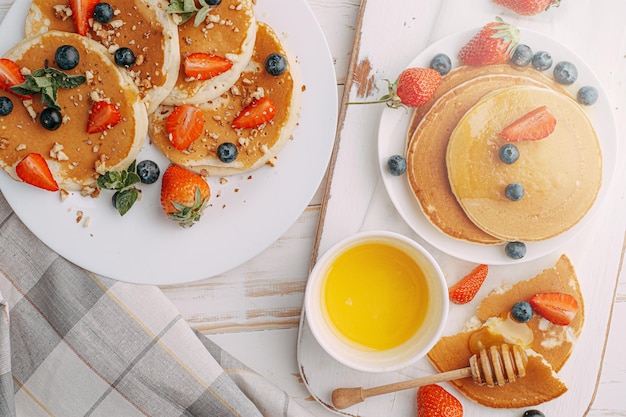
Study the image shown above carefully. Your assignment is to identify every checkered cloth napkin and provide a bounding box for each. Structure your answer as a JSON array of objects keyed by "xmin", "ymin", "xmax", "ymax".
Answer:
[{"xmin": 0, "ymin": 192, "xmax": 314, "ymax": 417}]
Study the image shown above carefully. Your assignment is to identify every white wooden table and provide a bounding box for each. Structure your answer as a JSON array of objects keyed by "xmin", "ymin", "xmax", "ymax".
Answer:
[{"xmin": 1, "ymin": 0, "xmax": 624, "ymax": 415}]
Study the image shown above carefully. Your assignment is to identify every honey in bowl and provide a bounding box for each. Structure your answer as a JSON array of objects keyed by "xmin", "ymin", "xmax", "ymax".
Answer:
[{"xmin": 322, "ymin": 241, "xmax": 429, "ymax": 351}]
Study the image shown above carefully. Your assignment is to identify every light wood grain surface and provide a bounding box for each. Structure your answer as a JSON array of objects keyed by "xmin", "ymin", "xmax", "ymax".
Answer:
[{"xmin": 0, "ymin": 0, "xmax": 624, "ymax": 415}]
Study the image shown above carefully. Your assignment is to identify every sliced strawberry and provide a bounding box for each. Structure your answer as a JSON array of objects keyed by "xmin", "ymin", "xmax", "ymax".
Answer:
[
  {"xmin": 0, "ymin": 58, "xmax": 29, "ymax": 99},
  {"xmin": 87, "ymin": 101, "xmax": 122, "ymax": 133},
  {"xmin": 529, "ymin": 292, "xmax": 578, "ymax": 326},
  {"xmin": 501, "ymin": 105, "xmax": 557, "ymax": 142},
  {"xmin": 69, "ymin": 0, "xmax": 99, "ymax": 36},
  {"xmin": 166, "ymin": 104, "xmax": 205, "ymax": 150},
  {"xmin": 417, "ymin": 384, "xmax": 463, "ymax": 417},
  {"xmin": 448, "ymin": 264, "xmax": 488, "ymax": 304},
  {"xmin": 15, "ymin": 153, "xmax": 59, "ymax": 191},
  {"xmin": 232, "ymin": 97, "xmax": 276, "ymax": 129},
  {"xmin": 183, "ymin": 53, "xmax": 233, "ymax": 81}
]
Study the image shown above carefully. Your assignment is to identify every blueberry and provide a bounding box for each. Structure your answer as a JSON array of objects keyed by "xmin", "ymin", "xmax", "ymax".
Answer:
[
  {"xmin": 93, "ymin": 2, "xmax": 114, "ymax": 24},
  {"xmin": 136, "ymin": 160, "xmax": 160, "ymax": 184},
  {"xmin": 55, "ymin": 45, "xmax": 80, "ymax": 70},
  {"xmin": 499, "ymin": 144, "xmax": 519, "ymax": 164},
  {"xmin": 505, "ymin": 241, "xmax": 526, "ymax": 260},
  {"xmin": 553, "ymin": 61, "xmax": 578, "ymax": 85},
  {"xmin": 522, "ymin": 410, "xmax": 545, "ymax": 417},
  {"xmin": 430, "ymin": 53, "xmax": 452, "ymax": 76},
  {"xmin": 511, "ymin": 301, "xmax": 533, "ymax": 323},
  {"xmin": 387, "ymin": 154, "xmax": 407, "ymax": 176},
  {"xmin": 265, "ymin": 53, "xmax": 288, "ymax": 76},
  {"xmin": 217, "ymin": 142, "xmax": 238, "ymax": 163},
  {"xmin": 40, "ymin": 107, "xmax": 63, "ymax": 130},
  {"xmin": 207, "ymin": 0, "xmax": 221, "ymax": 4},
  {"xmin": 505, "ymin": 182, "xmax": 524, "ymax": 201},
  {"xmin": 0, "ymin": 96, "xmax": 13, "ymax": 116},
  {"xmin": 531, "ymin": 51, "xmax": 552, "ymax": 71},
  {"xmin": 114, "ymin": 47, "xmax": 136, "ymax": 68},
  {"xmin": 577, "ymin": 86, "xmax": 598, "ymax": 105},
  {"xmin": 509, "ymin": 44, "xmax": 533, "ymax": 67}
]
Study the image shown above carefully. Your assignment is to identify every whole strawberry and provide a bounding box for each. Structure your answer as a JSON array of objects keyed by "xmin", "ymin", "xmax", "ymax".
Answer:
[
  {"xmin": 349, "ymin": 67, "xmax": 441, "ymax": 109},
  {"xmin": 494, "ymin": 0, "xmax": 560, "ymax": 16},
  {"xmin": 458, "ymin": 18, "xmax": 520, "ymax": 66},
  {"xmin": 160, "ymin": 164, "xmax": 211, "ymax": 227},
  {"xmin": 417, "ymin": 384, "xmax": 463, "ymax": 417}
]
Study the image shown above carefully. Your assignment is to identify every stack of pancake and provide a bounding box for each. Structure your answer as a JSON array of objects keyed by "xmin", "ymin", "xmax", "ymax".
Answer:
[
  {"xmin": 0, "ymin": 0, "xmax": 302, "ymax": 193},
  {"xmin": 428, "ymin": 254, "xmax": 584, "ymax": 408},
  {"xmin": 406, "ymin": 63, "xmax": 602, "ymax": 244}
]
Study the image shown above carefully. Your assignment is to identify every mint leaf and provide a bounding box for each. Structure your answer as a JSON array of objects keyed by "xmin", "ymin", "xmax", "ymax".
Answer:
[
  {"xmin": 114, "ymin": 188, "xmax": 140, "ymax": 216},
  {"xmin": 167, "ymin": 0, "xmax": 213, "ymax": 27},
  {"xmin": 98, "ymin": 161, "xmax": 143, "ymax": 216},
  {"xmin": 10, "ymin": 67, "xmax": 85, "ymax": 110}
]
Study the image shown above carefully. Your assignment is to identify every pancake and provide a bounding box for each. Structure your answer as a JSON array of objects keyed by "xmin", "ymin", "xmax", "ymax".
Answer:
[
  {"xmin": 25, "ymin": 0, "xmax": 180, "ymax": 114},
  {"xmin": 406, "ymin": 63, "xmax": 570, "ymax": 142},
  {"xmin": 446, "ymin": 85, "xmax": 602, "ymax": 241},
  {"xmin": 406, "ymin": 74, "xmax": 555, "ymax": 244},
  {"xmin": 428, "ymin": 254, "xmax": 583, "ymax": 408},
  {"xmin": 161, "ymin": 0, "xmax": 256, "ymax": 106},
  {"xmin": 149, "ymin": 21, "xmax": 302, "ymax": 176},
  {"xmin": 0, "ymin": 31, "xmax": 148, "ymax": 192}
]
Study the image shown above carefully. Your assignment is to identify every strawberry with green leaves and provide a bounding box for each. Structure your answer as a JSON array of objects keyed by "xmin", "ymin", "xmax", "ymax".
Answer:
[
  {"xmin": 183, "ymin": 53, "xmax": 233, "ymax": 80},
  {"xmin": 458, "ymin": 18, "xmax": 520, "ymax": 66},
  {"xmin": 417, "ymin": 384, "xmax": 463, "ymax": 417},
  {"xmin": 501, "ymin": 106, "xmax": 556, "ymax": 141},
  {"xmin": 448, "ymin": 264, "xmax": 489, "ymax": 304},
  {"xmin": 232, "ymin": 97, "xmax": 276, "ymax": 129},
  {"xmin": 349, "ymin": 67, "xmax": 441, "ymax": 109},
  {"xmin": 15, "ymin": 153, "xmax": 59, "ymax": 192},
  {"xmin": 166, "ymin": 104, "xmax": 205, "ymax": 150},
  {"xmin": 69, "ymin": 0, "xmax": 100, "ymax": 36},
  {"xmin": 494, "ymin": 0, "xmax": 560, "ymax": 16},
  {"xmin": 87, "ymin": 101, "xmax": 122, "ymax": 134},
  {"xmin": 529, "ymin": 292, "xmax": 579, "ymax": 325},
  {"xmin": 160, "ymin": 164, "xmax": 211, "ymax": 228}
]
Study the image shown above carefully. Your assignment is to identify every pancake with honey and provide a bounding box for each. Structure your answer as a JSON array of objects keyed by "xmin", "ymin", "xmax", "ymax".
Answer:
[
  {"xmin": 161, "ymin": 0, "xmax": 257, "ymax": 106},
  {"xmin": 149, "ymin": 21, "xmax": 302, "ymax": 176},
  {"xmin": 446, "ymin": 85, "xmax": 602, "ymax": 241},
  {"xmin": 407, "ymin": 74, "xmax": 556, "ymax": 244},
  {"xmin": 25, "ymin": 0, "xmax": 180, "ymax": 114},
  {"xmin": 0, "ymin": 31, "xmax": 148, "ymax": 192},
  {"xmin": 428, "ymin": 254, "xmax": 584, "ymax": 408}
]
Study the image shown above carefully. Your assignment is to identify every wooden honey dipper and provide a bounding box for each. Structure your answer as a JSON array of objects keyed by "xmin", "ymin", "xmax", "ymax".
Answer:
[{"xmin": 331, "ymin": 343, "xmax": 528, "ymax": 410}]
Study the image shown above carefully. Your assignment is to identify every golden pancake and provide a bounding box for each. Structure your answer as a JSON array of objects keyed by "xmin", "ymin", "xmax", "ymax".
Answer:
[
  {"xmin": 406, "ymin": 63, "xmax": 569, "ymax": 142},
  {"xmin": 25, "ymin": 0, "xmax": 180, "ymax": 114},
  {"xmin": 428, "ymin": 254, "xmax": 583, "ymax": 408},
  {"xmin": 407, "ymin": 74, "xmax": 555, "ymax": 244},
  {"xmin": 446, "ymin": 85, "xmax": 602, "ymax": 241},
  {"xmin": 0, "ymin": 31, "xmax": 148, "ymax": 192},
  {"xmin": 162, "ymin": 0, "xmax": 256, "ymax": 106},
  {"xmin": 149, "ymin": 21, "xmax": 302, "ymax": 176}
]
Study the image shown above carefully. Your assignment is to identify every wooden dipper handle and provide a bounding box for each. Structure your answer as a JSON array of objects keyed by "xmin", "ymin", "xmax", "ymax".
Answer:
[{"xmin": 331, "ymin": 343, "xmax": 528, "ymax": 410}]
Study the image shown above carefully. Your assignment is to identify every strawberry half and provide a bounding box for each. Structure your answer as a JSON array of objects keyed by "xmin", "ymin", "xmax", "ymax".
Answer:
[
  {"xmin": 529, "ymin": 292, "xmax": 578, "ymax": 326},
  {"xmin": 493, "ymin": 0, "xmax": 560, "ymax": 16},
  {"xmin": 0, "ymin": 58, "xmax": 29, "ymax": 99},
  {"xmin": 458, "ymin": 17, "xmax": 520, "ymax": 66},
  {"xmin": 15, "ymin": 153, "xmax": 59, "ymax": 192},
  {"xmin": 232, "ymin": 97, "xmax": 276, "ymax": 129},
  {"xmin": 183, "ymin": 53, "xmax": 233, "ymax": 81},
  {"xmin": 160, "ymin": 164, "xmax": 211, "ymax": 228},
  {"xmin": 166, "ymin": 104, "xmax": 205, "ymax": 150},
  {"xmin": 87, "ymin": 101, "xmax": 122, "ymax": 133},
  {"xmin": 448, "ymin": 264, "xmax": 489, "ymax": 304},
  {"xmin": 417, "ymin": 384, "xmax": 463, "ymax": 417},
  {"xmin": 501, "ymin": 106, "xmax": 556, "ymax": 142},
  {"xmin": 69, "ymin": 0, "xmax": 99, "ymax": 36}
]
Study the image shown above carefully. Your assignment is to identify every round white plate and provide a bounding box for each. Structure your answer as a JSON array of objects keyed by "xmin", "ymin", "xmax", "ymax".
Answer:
[
  {"xmin": 0, "ymin": 0, "xmax": 337, "ymax": 284},
  {"xmin": 378, "ymin": 29, "xmax": 617, "ymax": 265}
]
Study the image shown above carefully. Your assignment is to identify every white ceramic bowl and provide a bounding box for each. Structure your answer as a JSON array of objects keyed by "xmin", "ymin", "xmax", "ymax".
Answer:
[{"xmin": 304, "ymin": 231, "xmax": 448, "ymax": 373}]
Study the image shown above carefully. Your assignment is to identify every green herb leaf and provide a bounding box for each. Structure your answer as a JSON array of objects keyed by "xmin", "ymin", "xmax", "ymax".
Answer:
[
  {"xmin": 166, "ymin": 0, "xmax": 213, "ymax": 27},
  {"xmin": 97, "ymin": 162, "xmax": 141, "ymax": 191},
  {"xmin": 10, "ymin": 67, "xmax": 86, "ymax": 110},
  {"xmin": 114, "ymin": 188, "xmax": 140, "ymax": 216}
]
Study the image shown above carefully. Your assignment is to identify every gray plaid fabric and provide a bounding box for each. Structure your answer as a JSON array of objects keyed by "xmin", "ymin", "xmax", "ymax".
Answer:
[{"xmin": 0, "ymin": 191, "xmax": 314, "ymax": 417}]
